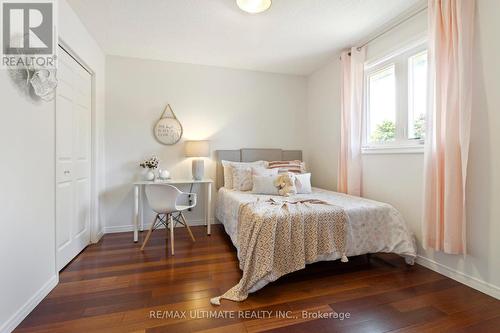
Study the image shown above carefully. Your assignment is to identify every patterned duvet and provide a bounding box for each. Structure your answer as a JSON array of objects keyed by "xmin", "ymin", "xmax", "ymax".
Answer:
[{"xmin": 214, "ymin": 187, "xmax": 417, "ymax": 304}]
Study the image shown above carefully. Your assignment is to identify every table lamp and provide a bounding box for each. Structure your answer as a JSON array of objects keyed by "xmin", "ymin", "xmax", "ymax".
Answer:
[{"xmin": 184, "ymin": 140, "xmax": 210, "ymax": 180}]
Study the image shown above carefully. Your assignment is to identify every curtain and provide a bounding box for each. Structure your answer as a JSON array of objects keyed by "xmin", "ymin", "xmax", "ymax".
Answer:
[
  {"xmin": 338, "ymin": 47, "xmax": 366, "ymax": 196},
  {"xmin": 423, "ymin": 0, "xmax": 475, "ymax": 254}
]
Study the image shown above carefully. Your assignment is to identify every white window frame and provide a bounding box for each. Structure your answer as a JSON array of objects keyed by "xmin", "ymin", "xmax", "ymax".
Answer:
[{"xmin": 362, "ymin": 38, "xmax": 428, "ymax": 154}]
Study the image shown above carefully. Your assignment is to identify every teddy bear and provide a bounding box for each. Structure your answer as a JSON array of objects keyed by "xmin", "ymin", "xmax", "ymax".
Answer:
[{"xmin": 273, "ymin": 173, "xmax": 297, "ymax": 196}]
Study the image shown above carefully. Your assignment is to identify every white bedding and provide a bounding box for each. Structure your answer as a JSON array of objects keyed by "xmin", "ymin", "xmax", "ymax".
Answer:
[{"xmin": 216, "ymin": 187, "xmax": 417, "ymax": 270}]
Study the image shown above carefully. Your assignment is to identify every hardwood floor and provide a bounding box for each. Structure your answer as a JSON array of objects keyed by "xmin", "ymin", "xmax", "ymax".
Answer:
[{"xmin": 16, "ymin": 225, "xmax": 500, "ymax": 333}]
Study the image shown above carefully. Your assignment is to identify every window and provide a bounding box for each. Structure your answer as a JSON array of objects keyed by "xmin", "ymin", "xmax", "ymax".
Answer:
[
  {"xmin": 367, "ymin": 65, "xmax": 396, "ymax": 143},
  {"xmin": 363, "ymin": 41, "xmax": 428, "ymax": 152},
  {"xmin": 408, "ymin": 51, "xmax": 428, "ymax": 140}
]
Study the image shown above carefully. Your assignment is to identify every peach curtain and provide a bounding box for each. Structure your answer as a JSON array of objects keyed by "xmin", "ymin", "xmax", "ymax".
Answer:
[
  {"xmin": 338, "ymin": 47, "xmax": 366, "ymax": 196},
  {"xmin": 423, "ymin": 0, "xmax": 475, "ymax": 254}
]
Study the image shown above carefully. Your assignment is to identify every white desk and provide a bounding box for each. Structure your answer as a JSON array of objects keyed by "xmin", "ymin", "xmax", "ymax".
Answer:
[{"xmin": 133, "ymin": 179, "xmax": 213, "ymax": 242}]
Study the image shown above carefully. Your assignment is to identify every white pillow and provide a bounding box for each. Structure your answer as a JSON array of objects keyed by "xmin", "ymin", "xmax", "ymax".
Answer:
[
  {"xmin": 295, "ymin": 173, "xmax": 312, "ymax": 194},
  {"xmin": 232, "ymin": 166, "xmax": 253, "ymax": 191},
  {"xmin": 252, "ymin": 175, "xmax": 279, "ymax": 195},
  {"xmin": 221, "ymin": 160, "xmax": 267, "ymax": 189},
  {"xmin": 252, "ymin": 166, "xmax": 278, "ymax": 177},
  {"xmin": 222, "ymin": 165, "xmax": 234, "ymax": 189}
]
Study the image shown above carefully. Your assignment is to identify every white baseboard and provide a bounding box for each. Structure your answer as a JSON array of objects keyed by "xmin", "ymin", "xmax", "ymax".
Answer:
[
  {"xmin": 0, "ymin": 274, "xmax": 59, "ymax": 333},
  {"xmin": 104, "ymin": 218, "xmax": 218, "ymax": 234},
  {"xmin": 416, "ymin": 255, "xmax": 500, "ymax": 300},
  {"xmin": 92, "ymin": 228, "xmax": 104, "ymax": 243}
]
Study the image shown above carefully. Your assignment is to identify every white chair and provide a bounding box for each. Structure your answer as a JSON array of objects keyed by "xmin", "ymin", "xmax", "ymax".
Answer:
[{"xmin": 140, "ymin": 184, "xmax": 197, "ymax": 255}]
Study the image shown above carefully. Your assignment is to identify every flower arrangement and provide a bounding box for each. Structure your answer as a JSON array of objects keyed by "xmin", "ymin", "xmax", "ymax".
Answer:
[{"xmin": 140, "ymin": 155, "xmax": 160, "ymax": 169}]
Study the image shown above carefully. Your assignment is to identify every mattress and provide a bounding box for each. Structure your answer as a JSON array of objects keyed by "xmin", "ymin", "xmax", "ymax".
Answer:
[{"xmin": 216, "ymin": 187, "xmax": 417, "ymax": 266}]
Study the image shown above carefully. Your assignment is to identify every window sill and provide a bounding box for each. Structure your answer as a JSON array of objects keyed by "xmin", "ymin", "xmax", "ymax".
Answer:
[{"xmin": 361, "ymin": 145, "xmax": 424, "ymax": 155}]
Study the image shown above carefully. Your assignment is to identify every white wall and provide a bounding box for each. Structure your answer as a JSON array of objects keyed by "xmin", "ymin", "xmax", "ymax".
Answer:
[
  {"xmin": 306, "ymin": 59, "xmax": 341, "ymax": 191},
  {"xmin": 0, "ymin": 1, "xmax": 105, "ymax": 332},
  {"xmin": 0, "ymin": 70, "xmax": 57, "ymax": 333},
  {"xmin": 306, "ymin": 0, "xmax": 500, "ymax": 299},
  {"xmin": 104, "ymin": 56, "xmax": 307, "ymax": 231}
]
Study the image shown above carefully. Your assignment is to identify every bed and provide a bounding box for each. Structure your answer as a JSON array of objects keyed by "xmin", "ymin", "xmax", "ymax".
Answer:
[{"xmin": 212, "ymin": 149, "xmax": 417, "ymax": 305}]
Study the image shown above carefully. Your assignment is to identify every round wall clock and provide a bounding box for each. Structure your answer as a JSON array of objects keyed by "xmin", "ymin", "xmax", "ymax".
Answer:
[{"xmin": 154, "ymin": 104, "xmax": 183, "ymax": 145}]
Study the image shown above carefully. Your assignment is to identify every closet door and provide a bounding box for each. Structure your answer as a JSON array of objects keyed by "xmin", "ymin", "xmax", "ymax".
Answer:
[{"xmin": 55, "ymin": 46, "xmax": 92, "ymax": 271}]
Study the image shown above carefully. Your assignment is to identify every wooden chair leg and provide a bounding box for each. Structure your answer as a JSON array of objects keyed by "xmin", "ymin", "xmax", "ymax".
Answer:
[
  {"xmin": 140, "ymin": 215, "xmax": 158, "ymax": 251},
  {"xmin": 180, "ymin": 212, "xmax": 196, "ymax": 242},
  {"xmin": 170, "ymin": 214, "xmax": 175, "ymax": 255},
  {"xmin": 164, "ymin": 214, "xmax": 168, "ymax": 249}
]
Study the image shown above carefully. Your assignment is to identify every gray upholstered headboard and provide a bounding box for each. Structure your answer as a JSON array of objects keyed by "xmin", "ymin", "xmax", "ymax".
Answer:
[{"xmin": 215, "ymin": 148, "xmax": 303, "ymax": 189}]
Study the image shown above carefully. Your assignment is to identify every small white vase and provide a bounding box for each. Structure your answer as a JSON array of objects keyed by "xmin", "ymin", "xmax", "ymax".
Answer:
[{"xmin": 144, "ymin": 169, "xmax": 155, "ymax": 181}]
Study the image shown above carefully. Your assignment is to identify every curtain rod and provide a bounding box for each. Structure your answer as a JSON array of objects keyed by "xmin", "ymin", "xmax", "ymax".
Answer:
[{"xmin": 342, "ymin": 5, "xmax": 428, "ymax": 58}]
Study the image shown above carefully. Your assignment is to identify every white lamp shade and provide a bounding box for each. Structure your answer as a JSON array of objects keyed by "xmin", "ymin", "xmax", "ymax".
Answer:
[{"xmin": 184, "ymin": 140, "xmax": 210, "ymax": 157}]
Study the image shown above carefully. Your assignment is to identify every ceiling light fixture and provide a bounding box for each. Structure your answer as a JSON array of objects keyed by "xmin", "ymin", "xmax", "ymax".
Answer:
[{"xmin": 236, "ymin": 0, "xmax": 272, "ymax": 14}]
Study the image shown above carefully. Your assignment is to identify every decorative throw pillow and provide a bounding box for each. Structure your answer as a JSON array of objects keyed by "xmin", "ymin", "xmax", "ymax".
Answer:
[
  {"xmin": 295, "ymin": 173, "xmax": 312, "ymax": 194},
  {"xmin": 221, "ymin": 160, "xmax": 267, "ymax": 189},
  {"xmin": 252, "ymin": 175, "xmax": 280, "ymax": 195},
  {"xmin": 252, "ymin": 166, "xmax": 279, "ymax": 177},
  {"xmin": 268, "ymin": 160, "xmax": 306, "ymax": 174},
  {"xmin": 232, "ymin": 166, "xmax": 253, "ymax": 191}
]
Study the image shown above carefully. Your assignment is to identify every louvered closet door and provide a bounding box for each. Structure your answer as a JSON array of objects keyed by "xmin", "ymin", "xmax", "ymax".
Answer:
[{"xmin": 55, "ymin": 46, "xmax": 92, "ymax": 271}]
